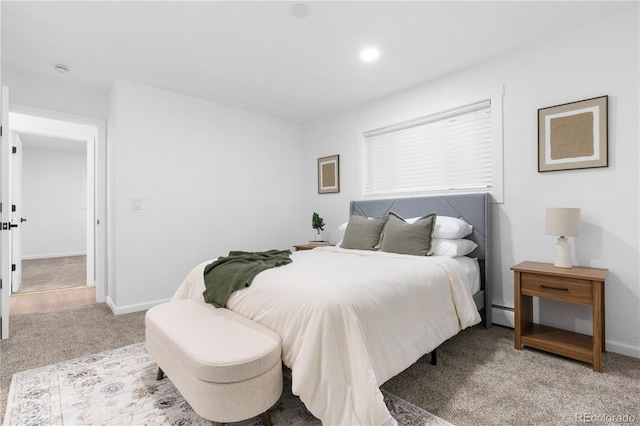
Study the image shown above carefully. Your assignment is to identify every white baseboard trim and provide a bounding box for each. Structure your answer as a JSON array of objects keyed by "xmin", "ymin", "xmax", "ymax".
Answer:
[
  {"xmin": 106, "ymin": 296, "xmax": 171, "ymax": 316},
  {"xmin": 23, "ymin": 252, "xmax": 87, "ymax": 260},
  {"xmin": 606, "ymin": 340, "xmax": 640, "ymax": 359},
  {"xmin": 490, "ymin": 305, "xmax": 640, "ymax": 359}
]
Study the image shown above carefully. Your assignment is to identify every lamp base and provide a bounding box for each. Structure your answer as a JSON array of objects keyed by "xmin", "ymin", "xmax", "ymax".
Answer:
[{"xmin": 554, "ymin": 236, "xmax": 573, "ymax": 268}]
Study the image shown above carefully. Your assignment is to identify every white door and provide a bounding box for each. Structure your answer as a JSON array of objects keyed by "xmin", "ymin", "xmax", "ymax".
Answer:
[
  {"xmin": 1, "ymin": 86, "xmax": 12, "ymax": 339},
  {"xmin": 11, "ymin": 133, "xmax": 23, "ymax": 292}
]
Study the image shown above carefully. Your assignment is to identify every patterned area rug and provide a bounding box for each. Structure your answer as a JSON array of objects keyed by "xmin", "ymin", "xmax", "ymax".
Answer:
[{"xmin": 4, "ymin": 342, "xmax": 452, "ymax": 426}]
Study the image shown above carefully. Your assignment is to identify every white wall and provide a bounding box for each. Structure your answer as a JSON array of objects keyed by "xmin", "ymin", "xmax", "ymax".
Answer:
[
  {"xmin": 302, "ymin": 10, "xmax": 640, "ymax": 357},
  {"xmin": 21, "ymin": 145, "xmax": 87, "ymax": 258},
  {"xmin": 107, "ymin": 79, "xmax": 304, "ymax": 313},
  {"xmin": 2, "ymin": 70, "xmax": 108, "ymax": 119}
]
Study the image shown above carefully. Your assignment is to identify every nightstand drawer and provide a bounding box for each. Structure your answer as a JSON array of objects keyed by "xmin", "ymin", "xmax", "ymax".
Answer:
[{"xmin": 521, "ymin": 272, "xmax": 592, "ymax": 304}]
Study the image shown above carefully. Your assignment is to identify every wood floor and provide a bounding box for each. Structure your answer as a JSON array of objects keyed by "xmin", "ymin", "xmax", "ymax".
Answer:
[{"xmin": 9, "ymin": 286, "xmax": 97, "ymax": 316}]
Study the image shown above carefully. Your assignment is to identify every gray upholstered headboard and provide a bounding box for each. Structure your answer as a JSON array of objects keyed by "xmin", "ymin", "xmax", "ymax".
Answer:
[{"xmin": 350, "ymin": 193, "xmax": 492, "ymax": 328}]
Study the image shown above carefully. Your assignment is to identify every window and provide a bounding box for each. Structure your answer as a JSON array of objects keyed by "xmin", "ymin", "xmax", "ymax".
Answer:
[{"xmin": 360, "ymin": 87, "xmax": 503, "ymax": 202}]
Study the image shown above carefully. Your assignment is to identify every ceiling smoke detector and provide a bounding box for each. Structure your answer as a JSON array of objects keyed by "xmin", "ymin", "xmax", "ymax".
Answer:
[
  {"xmin": 290, "ymin": 3, "xmax": 310, "ymax": 19},
  {"xmin": 54, "ymin": 64, "xmax": 69, "ymax": 74}
]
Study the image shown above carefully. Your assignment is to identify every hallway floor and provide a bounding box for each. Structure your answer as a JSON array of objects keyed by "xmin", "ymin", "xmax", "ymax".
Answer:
[{"xmin": 9, "ymin": 286, "xmax": 96, "ymax": 316}]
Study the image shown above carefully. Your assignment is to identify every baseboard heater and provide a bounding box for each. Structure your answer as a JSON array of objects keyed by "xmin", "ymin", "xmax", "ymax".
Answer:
[{"xmin": 491, "ymin": 305, "xmax": 515, "ymax": 328}]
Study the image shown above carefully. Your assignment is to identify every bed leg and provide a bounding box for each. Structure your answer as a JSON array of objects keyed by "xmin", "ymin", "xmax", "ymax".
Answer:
[
  {"xmin": 156, "ymin": 367, "xmax": 164, "ymax": 380},
  {"xmin": 430, "ymin": 349, "xmax": 437, "ymax": 366}
]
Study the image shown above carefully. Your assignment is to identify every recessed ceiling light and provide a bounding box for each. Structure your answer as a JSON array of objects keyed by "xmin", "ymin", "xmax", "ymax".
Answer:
[
  {"xmin": 290, "ymin": 3, "xmax": 311, "ymax": 19},
  {"xmin": 360, "ymin": 47, "xmax": 380, "ymax": 62},
  {"xmin": 54, "ymin": 64, "xmax": 69, "ymax": 74}
]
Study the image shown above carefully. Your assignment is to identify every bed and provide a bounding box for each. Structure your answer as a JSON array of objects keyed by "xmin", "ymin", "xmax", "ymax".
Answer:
[
  {"xmin": 173, "ymin": 193, "xmax": 491, "ymax": 426},
  {"xmin": 349, "ymin": 193, "xmax": 492, "ymax": 327}
]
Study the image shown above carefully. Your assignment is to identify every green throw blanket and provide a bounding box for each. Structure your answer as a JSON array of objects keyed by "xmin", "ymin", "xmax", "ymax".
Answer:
[{"xmin": 203, "ymin": 249, "xmax": 292, "ymax": 308}]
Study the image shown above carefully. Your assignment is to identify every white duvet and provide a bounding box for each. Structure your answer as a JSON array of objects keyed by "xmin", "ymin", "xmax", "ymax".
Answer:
[{"xmin": 173, "ymin": 246, "xmax": 481, "ymax": 426}]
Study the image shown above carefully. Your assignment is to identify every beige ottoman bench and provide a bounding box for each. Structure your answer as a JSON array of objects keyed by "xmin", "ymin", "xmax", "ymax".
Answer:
[{"xmin": 145, "ymin": 299, "xmax": 283, "ymax": 426}]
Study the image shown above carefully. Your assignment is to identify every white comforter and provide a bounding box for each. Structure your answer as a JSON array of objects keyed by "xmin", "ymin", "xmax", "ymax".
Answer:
[{"xmin": 173, "ymin": 246, "xmax": 481, "ymax": 426}]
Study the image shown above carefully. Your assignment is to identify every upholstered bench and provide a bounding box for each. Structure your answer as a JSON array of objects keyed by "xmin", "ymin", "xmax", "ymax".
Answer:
[{"xmin": 145, "ymin": 299, "xmax": 283, "ymax": 426}]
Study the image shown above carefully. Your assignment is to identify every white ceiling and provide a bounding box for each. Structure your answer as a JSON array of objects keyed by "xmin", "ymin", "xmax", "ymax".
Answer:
[{"xmin": 1, "ymin": 1, "xmax": 636, "ymax": 124}]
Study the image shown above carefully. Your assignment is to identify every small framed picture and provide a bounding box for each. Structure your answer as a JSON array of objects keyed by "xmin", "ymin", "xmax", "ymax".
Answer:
[
  {"xmin": 318, "ymin": 155, "xmax": 340, "ymax": 194},
  {"xmin": 538, "ymin": 95, "xmax": 608, "ymax": 172}
]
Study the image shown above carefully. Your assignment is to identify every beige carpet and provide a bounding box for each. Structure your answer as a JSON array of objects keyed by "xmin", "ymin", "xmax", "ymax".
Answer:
[
  {"xmin": 1, "ymin": 304, "xmax": 639, "ymax": 425},
  {"xmin": 1, "ymin": 304, "xmax": 146, "ymax": 421},
  {"xmin": 382, "ymin": 325, "xmax": 640, "ymax": 425},
  {"xmin": 18, "ymin": 256, "xmax": 87, "ymax": 293}
]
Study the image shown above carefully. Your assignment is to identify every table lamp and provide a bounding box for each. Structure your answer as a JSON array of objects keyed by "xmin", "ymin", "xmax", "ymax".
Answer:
[{"xmin": 545, "ymin": 208, "xmax": 580, "ymax": 268}]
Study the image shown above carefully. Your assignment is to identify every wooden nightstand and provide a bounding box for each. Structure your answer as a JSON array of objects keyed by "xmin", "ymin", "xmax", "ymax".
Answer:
[
  {"xmin": 293, "ymin": 244, "xmax": 332, "ymax": 251},
  {"xmin": 511, "ymin": 261, "xmax": 608, "ymax": 372}
]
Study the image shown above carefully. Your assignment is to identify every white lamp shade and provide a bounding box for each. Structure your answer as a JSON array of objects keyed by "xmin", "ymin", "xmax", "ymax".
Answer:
[{"xmin": 545, "ymin": 208, "xmax": 580, "ymax": 237}]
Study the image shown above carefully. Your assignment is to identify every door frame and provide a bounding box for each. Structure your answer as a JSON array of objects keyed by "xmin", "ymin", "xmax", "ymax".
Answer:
[{"xmin": 9, "ymin": 105, "xmax": 106, "ymax": 303}]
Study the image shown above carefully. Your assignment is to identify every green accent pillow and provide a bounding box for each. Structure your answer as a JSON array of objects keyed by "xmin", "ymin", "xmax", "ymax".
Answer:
[
  {"xmin": 379, "ymin": 212, "xmax": 436, "ymax": 256},
  {"xmin": 340, "ymin": 214, "xmax": 389, "ymax": 250}
]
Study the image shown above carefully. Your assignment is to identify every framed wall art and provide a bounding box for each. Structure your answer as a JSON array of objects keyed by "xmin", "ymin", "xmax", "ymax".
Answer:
[
  {"xmin": 318, "ymin": 155, "xmax": 340, "ymax": 194},
  {"xmin": 538, "ymin": 95, "xmax": 608, "ymax": 172}
]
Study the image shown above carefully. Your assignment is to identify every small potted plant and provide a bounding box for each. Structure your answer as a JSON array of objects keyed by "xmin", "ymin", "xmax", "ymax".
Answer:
[{"xmin": 312, "ymin": 212, "xmax": 326, "ymax": 241}]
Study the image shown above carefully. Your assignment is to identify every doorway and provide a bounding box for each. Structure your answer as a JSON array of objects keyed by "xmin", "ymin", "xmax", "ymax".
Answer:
[
  {"xmin": 8, "ymin": 107, "xmax": 106, "ymax": 304},
  {"xmin": 17, "ymin": 133, "xmax": 88, "ymax": 294}
]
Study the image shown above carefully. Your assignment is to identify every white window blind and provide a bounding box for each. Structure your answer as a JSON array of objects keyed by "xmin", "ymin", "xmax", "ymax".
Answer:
[{"xmin": 362, "ymin": 100, "xmax": 493, "ymax": 199}]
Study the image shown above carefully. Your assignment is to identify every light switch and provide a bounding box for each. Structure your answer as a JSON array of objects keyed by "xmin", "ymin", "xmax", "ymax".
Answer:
[{"xmin": 132, "ymin": 198, "xmax": 142, "ymax": 210}]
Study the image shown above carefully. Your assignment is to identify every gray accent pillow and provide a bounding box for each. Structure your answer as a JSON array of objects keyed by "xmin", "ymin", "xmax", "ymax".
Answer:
[
  {"xmin": 379, "ymin": 212, "xmax": 436, "ymax": 256},
  {"xmin": 340, "ymin": 214, "xmax": 389, "ymax": 251}
]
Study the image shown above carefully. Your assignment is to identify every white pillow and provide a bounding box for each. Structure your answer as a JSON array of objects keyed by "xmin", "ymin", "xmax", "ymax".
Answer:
[
  {"xmin": 336, "ymin": 222, "xmax": 350, "ymax": 247},
  {"xmin": 431, "ymin": 238, "xmax": 478, "ymax": 257},
  {"xmin": 406, "ymin": 215, "xmax": 473, "ymax": 238},
  {"xmin": 434, "ymin": 216, "xmax": 473, "ymax": 239}
]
